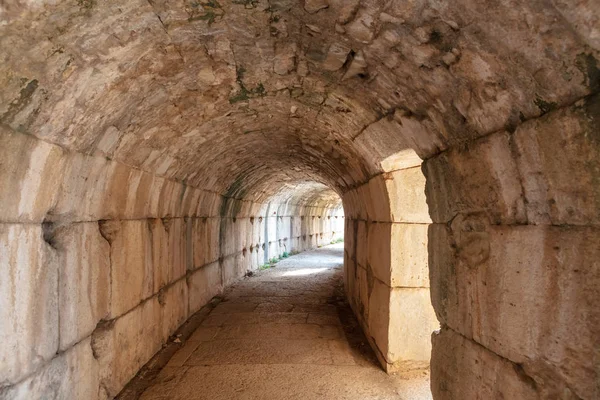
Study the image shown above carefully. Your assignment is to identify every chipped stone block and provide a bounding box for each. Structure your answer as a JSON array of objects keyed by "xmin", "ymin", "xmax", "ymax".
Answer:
[
  {"xmin": 94, "ymin": 298, "xmax": 163, "ymax": 399},
  {"xmin": 431, "ymin": 327, "xmax": 538, "ymax": 400},
  {"xmin": 0, "ymin": 224, "xmax": 58, "ymax": 385},
  {"xmin": 0, "ymin": 338, "xmax": 99, "ymax": 400},
  {"xmin": 514, "ymin": 96, "xmax": 600, "ymax": 225},
  {"xmin": 430, "ymin": 223, "xmax": 600, "ymax": 399},
  {"xmin": 0, "ymin": 128, "xmax": 64, "ymax": 223},
  {"xmin": 388, "ymin": 288, "xmax": 438, "ymax": 366},
  {"xmin": 321, "ymin": 42, "xmax": 351, "ymax": 71},
  {"xmin": 188, "ymin": 262, "xmax": 223, "ymax": 314},
  {"xmin": 385, "ymin": 167, "xmax": 431, "ymax": 223},
  {"xmin": 424, "ymin": 132, "xmax": 526, "ymax": 224},
  {"xmin": 109, "ymin": 220, "xmax": 153, "ymax": 318},
  {"xmin": 55, "ymin": 222, "xmax": 110, "ymax": 351},
  {"xmin": 367, "ymin": 222, "xmax": 430, "ymax": 288},
  {"xmin": 160, "ymin": 279, "xmax": 189, "ymax": 342}
]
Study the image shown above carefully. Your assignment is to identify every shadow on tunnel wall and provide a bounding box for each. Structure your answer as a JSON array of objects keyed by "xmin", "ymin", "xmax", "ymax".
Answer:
[{"xmin": 341, "ymin": 152, "xmax": 439, "ymax": 374}]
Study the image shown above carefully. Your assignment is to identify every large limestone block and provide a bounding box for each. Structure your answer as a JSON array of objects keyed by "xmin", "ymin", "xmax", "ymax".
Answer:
[
  {"xmin": 0, "ymin": 338, "xmax": 99, "ymax": 400},
  {"xmin": 431, "ymin": 327, "xmax": 538, "ymax": 400},
  {"xmin": 366, "ymin": 175, "xmax": 390, "ymax": 222},
  {"xmin": 385, "ymin": 167, "xmax": 431, "ymax": 223},
  {"xmin": 366, "ymin": 222, "xmax": 391, "ymax": 283},
  {"xmin": 356, "ymin": 220, "xmax": 367, "ymax": 268},
  {"xmin": 367, "ymin": 222, "xmax": 429, "ymax": 288},
  {"xmin": 356, "ymin": 264, "xmax": 370, "ymax": 324},
  {"xmin": 514, "ymin": 95, "xmax": 600, "ymax": 225},
  {"xmin": 149, "ymin": 218, "xmax": 169, "ymax": 292},
  {"xmin": 188, "ymin": 262, "xmax": 223, "ymax": 314},
  {"xmin": 430, "ymin": 221, "xmax": 600, "ymax": 398},
  {"xmin": 353, "ymin": 117, "xmax": 412, "ymax": 171},
  {"xmin": 367, "ymin": 279, "xmax": 391, "ymax": 363},
  {"xmin": 206, "ymin": 217, "xmax": 221, "ymax": 264},
  {"xmin": 387, "ymin": 288, "xmax": 438, "ymax": 366},
  {"xmin": 160, "ymin": 279, "xmax": 189, "ymax": 342},
  {"xmin": 0, "ymin": 128, "xmax": 64, "ymax": 223},
  {"xmin": 165, "ymin": 218, "xmax": 187, "ymax": 283},
  {"xmin": 221, "ymin": 218, "xmax": 244, "ymax": 256},
  {"xmin": 93, "ymin": 298, "xmax": 163, "ymax": 399},
  {"xmin": 53, "ymin": 153, "xmax": 113, "ymax": 220},
  {"xmin": 0, "ymin": 225, "xmax": 58, "ymax": 385},
  {"xmin": 55, "ymin": 222, "xmax": 110, "ymax": 351},
  {"xmin": 221, "ymin": 255, "xmax": 237, "ymax": 286},
  {"xmin": 192, "ymin": 218, "xmax": 208, "ymax": 268},
  {"xmin": 104, "ymin": 220, "xmax": 153, "ymax": 318},
  {"xmin": 424, "ymin": 132, "xmax": 526, "ymax": 224}
]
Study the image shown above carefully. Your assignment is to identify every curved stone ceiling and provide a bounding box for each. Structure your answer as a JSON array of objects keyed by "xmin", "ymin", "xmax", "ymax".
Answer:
[{"xmin": 1, "ymin": 0, "xmax": 598, "ymax": 201}]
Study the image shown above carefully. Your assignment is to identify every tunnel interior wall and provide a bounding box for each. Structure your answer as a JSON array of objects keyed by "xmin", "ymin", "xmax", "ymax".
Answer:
[
  {"xmin": 0, "ymin": 127, "xmax": 343, "ymax": 399},
  {"xmin": 1, "ymin": 0, "xmax": 599, "ymax": 399},
  {"xmin": 342, "ymin": 162, "xmax": 439, "ymax": 373},
  {"xmin": 424, "ymin": 95, "xmax": 600, "ymax": 400}
]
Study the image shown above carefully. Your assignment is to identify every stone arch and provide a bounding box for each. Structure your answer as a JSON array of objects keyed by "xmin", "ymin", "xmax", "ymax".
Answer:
[{"xmin": 0, "ymin": 1, "xmax": 599, "ymax": 399}]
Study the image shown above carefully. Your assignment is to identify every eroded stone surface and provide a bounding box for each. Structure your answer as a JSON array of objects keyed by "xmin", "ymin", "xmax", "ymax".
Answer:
[{"xmin": 0, "ymin": 1, "xmax": 598, "ymax": 399}]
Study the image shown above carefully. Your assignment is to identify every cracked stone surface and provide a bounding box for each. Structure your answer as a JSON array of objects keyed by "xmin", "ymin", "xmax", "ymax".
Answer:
[
  {"xmin": 136, "ymin": 244, "xmax": 432, "ymax": 400},
  {"xmin": 1, "ymin": 1, "xmax": 599, "ymax": 399}
]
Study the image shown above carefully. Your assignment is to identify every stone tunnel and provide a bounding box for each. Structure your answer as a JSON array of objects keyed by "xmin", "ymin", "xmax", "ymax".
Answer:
[{"xmin": 0, "ymin": 0, "xmax": 598, "ymax": 399}]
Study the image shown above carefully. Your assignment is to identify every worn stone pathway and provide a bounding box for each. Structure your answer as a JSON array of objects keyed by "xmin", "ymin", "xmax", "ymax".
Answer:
[{"xmin": 138, "ymin": 243, "xmax": 431, "ymax": 400}]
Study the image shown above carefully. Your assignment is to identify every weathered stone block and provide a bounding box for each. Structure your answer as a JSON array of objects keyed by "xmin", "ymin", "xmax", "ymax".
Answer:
[
  {"xmin": 53, "ymin": 153, "xmax": 113, "ymax": 221},
  {"xmin": 356, "ymin": 220, "xmax": 367, "ymax": 268},
  {"xmin": 0, "ymin": 338, "xmax": 99, "ymax": 400},
  {"xmin": 367, "ymin": 279, "xmax": 390, "ymax": 363},
  {"xmin": 160, "ymin": 279, "xmax": 189, "ymax": 342},
  {"xmin": 431, "ymin": 327, "xmax": 538, "ymax": 400},
  {"xmin": 385, "ymin": 167, "xmax": 431, "ymax": 223},
  {"xmin": 55, "ymin": 222, "xmax": 110, "ymax": 351},
  {"xmin": 0, "ymin": 224, "xmax": 58, "ymax": 385},
  {"xmin": 366, "ymin": 175, "xmax": 390, "ymax": 222},
  {"xmin": 108, "ymin": 220, "xmax": 153, "ymax": 318},
  {"xmin": 0, "ymin": 128, "xmax": 64, "ymax": 223},
  {"xmin": 164, "ymin": 218, "xmax": 187, "ymax": 284},
  {"xmin": 514, "ymin": 96, "xmax": 600, "ymax": 225},
  {"xmin": 94, "ymin": 298, "xmax": 163, "ymax": 399},
  {"xmin": 367, "ymin": 222, "xmax": 429, "ymax": 288},
  {"xmin": 424, "ymin": 132, "xmax": 526, "ymax": 224},
  {"xmin": 430, "ymin": 223, "xmax": 600, "ymax": 398},
  {"xmin": 188, "ymin": 262, "xmax": 223, "ymax": 314},
  {"xmin": 387, "ymin": 288, "xmax": 438, "ymax": 366}
]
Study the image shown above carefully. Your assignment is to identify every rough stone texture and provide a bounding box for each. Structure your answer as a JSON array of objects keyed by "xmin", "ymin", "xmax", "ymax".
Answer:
[
  {"xmin": 344, "ymin": 162, "xmax": 437, "ymax": 373},
  {"xmin": 0, "ymin": 338, "xmax": 100, "ymax": 400},
  {"xmin": 0, "ymin": 224, "xmax": 58, "ymax": 386},
  {"xmin": 55, "ymin": 222, "xmax": 110, "ymax": 351},
  {"xmin": 0, "ymin": 0, "xmax": 599, "ymax": 398},
  {"xmin": 431, "ymin": 327, "xmax": 538, "ymax": 400},
  {"xmin": 430, "ymin": 223, "xmax": 600, "ymax": 399}
]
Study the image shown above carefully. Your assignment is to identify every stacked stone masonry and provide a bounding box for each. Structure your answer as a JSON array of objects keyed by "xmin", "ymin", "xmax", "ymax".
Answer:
[
  {"xmin": 1, "ymin": 0, "xmax": 599, "ymax": 399},
  {"xmin": 0, "ymin": 129, "xmax": 342, "ymax": 398}
]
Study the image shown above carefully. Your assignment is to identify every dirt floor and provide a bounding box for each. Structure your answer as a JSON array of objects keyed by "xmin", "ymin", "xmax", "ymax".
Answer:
[{"xmin": 132, "ymin": 243, "xmax": 432, "ymax": 400}]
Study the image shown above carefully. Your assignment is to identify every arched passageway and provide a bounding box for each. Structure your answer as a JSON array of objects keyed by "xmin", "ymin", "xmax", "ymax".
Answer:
[
  {"xmin": 0, "ymin": 0, "xmax": 598, "ymax": 399},
  {"xmin": 131, "ymin": 243, "xmax": 433, "ymax": 400}
]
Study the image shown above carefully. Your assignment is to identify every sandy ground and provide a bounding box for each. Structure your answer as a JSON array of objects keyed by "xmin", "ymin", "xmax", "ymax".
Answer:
[{"xmin": 138, "ymin": 243, "xmax": 432, "ymax": 400}]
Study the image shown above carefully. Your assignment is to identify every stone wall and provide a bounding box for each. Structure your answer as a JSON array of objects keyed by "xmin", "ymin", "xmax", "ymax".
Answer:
[
  {"xmin": 1, "ymin": 0, "xmax": 598, "ymax": 399},
  {"xmin": 426, "ymin": 95, "xmax": 600, "ymax": 399},
  {"xmin": 0, "ymin": 127, "xmax": 342, "ymax": 399},
  {"xmin": 342, "ymin": 163, "xmax": 439, "ymax": 373}
]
